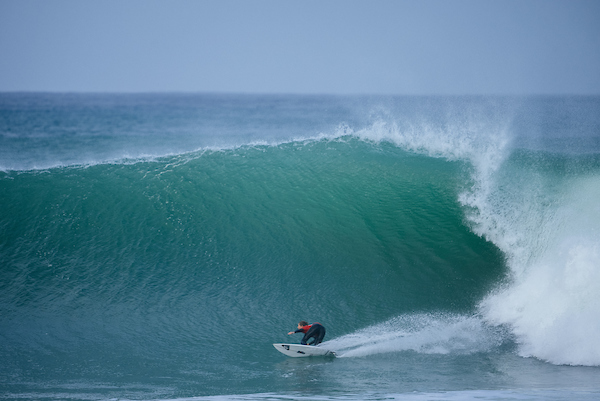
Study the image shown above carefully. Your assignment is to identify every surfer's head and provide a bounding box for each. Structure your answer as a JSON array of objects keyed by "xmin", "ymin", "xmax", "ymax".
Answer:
[{"xmin": 298, "ymin": 320, "xmax": 309, "ymax": 328}]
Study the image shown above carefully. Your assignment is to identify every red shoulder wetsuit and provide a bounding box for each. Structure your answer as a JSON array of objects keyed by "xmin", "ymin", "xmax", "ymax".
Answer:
[{"xmin": 293, "ymin": 323, "xmax": 325, "ymax": 345}]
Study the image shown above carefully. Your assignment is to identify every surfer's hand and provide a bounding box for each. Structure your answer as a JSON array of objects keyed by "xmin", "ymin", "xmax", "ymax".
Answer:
[{"xmin": 287, "ymin": 331, "xmax": 294, "ymax": 335}]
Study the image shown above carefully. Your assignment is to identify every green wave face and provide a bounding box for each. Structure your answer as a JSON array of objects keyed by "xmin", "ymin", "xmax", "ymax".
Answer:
[{"xmin": 0, "ymin": 139, "xmax": 504, "ymax": 342}]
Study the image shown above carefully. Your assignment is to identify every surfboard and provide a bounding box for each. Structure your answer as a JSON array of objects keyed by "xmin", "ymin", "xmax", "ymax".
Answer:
[{"xmin": 273, "ymin": 343, "xmax": 336, "ymax": 358}]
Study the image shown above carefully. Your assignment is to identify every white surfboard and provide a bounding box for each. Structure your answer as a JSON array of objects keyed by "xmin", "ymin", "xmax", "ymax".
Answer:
[{"xmin": 273, "ymin": 343, "xmax": 336, "ymax": 358}]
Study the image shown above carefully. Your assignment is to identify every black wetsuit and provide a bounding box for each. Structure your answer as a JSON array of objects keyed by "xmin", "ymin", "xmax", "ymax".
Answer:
[{"xmin": 295, "ymin": 323, "xmax": 326, "ymax": 345}]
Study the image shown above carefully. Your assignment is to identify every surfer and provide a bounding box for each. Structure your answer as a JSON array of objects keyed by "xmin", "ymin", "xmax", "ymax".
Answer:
[{"xmin": 287, "ymin": 321, "xmax": 326, "ymax": 345}]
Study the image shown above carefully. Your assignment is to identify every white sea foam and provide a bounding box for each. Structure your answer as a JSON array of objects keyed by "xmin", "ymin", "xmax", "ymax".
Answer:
[
  {"xmin": 356, "ymin": 113, "xmax": 600, "ymax": 366},
  {"xmin": 477, "ymin": 176, "xmax": 600, "ymax": 366}
]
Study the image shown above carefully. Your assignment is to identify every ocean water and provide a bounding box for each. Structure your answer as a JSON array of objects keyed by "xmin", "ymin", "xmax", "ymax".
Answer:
[{"xmin": 1, "ymin": 94, "xmax": 599, "ymax": 400}]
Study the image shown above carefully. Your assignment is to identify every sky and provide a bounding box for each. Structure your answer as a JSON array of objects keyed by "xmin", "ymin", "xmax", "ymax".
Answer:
[{"xmin": 1, "ymin": 0, "xmax": 599, "ymax": 95}]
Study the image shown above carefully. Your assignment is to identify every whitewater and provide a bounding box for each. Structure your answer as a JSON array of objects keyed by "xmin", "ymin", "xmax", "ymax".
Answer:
[
  {"xmin": 351, "ymin": 105, "xmax": 600, "ymax": 367},
  {"xmin": 1, "ymin": 93, "xmax": 599, "ymax": 400}
]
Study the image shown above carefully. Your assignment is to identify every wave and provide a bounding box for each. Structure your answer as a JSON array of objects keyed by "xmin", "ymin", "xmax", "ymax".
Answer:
[{"xmin": 2, "ymin": 95, "xmax": 599, "ymax": 370}]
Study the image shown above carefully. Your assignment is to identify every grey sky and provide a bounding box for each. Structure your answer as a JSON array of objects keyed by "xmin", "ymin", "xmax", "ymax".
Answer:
[{"xmin": 1, "ymin": 0, "xmax": 599, "ymax": 95}]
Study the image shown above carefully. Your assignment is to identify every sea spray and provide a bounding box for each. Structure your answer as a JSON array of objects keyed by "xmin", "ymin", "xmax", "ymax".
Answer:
[{"xmin": 323, "ymin": 313, "xmax": 507, "ymax": 358}]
